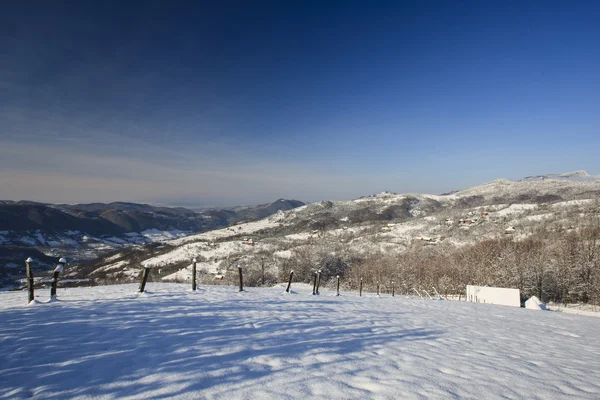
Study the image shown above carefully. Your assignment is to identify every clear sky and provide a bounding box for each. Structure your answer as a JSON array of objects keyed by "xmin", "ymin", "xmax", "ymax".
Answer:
[{"xmin": 1, "ymin": 1, "xmax": 599, "ymax": 206}]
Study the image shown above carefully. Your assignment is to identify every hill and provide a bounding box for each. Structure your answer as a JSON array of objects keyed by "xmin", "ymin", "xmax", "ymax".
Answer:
[
  {"xmin": 65, "ymin": 174, "xmax": 600, "ymax": 305},
  {"xmin": 0, "ymin": 199, "xmax": 304, "ymax": 287}
]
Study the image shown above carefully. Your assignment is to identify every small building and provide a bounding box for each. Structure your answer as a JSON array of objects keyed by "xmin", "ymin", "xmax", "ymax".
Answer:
[{"xmin": 466, "ymin": 285, "xmax": 520, "ymax": 307}]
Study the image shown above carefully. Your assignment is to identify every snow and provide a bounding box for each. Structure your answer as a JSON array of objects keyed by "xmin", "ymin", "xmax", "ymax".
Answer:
[
  {"xmin": 103, "ymin": 253, "xmax": 123, "ymax": 263},
  {"xmin": 1, "ymin": 283, "xmax": 600, "ymax": 399},
  {"xmin": 162, "ymin": 261, "xmax": 221, "ymax": 281},
  {"xmin": 103, "ymin": 236, "xmax": 127, "ymax": 245},
  {"xmin": 19, "ymin": 236, "xmax": 38, "ymax": 246},
  {"xmin": 525, "ymin": 296, "xmax": 548, "ymax": 310},
  {"xmin": 285, "ymin": 232, "xmax": 312, "ymax": 241},
  {"xmin": 273, "ymin": 250, "xmax": 292, "ymax": 259},
  {"xmin": 140, "ymin": 229, "xmax": 187, "ymax": 242},
  {"xmin": 526, "ymin": 213, "xmax": 553, "ymax": 222},
  {"xmin": 551, "ymin": 199, "xmax": 595, "ymax": 208},
  {"xmin": 492, "ymin": 204, "xmax": 537, "ymax": 217},
  {"xmin": 142, "ymin": 241, "xmax": 248, "ymax": 268},
  {"xmin": 169, "ymin": 219, "xmax": 280, "ymax": 246},
  {"xmin": 33, "ymin": 232, "xmax": 47, "ymax": 245},
  {"xmin": 91, "ymin": 261, "xmax": 129, "ymax": 275}
]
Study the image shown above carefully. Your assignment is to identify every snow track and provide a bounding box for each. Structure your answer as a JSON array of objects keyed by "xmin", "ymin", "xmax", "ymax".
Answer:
[{"xmin": 1, "ymin": 283, "xmax": 600, "ymax": 399}]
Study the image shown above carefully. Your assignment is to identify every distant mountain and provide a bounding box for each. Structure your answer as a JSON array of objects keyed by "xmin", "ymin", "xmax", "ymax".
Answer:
[
  {"xmin": 0, "ymin": 199, "xmax": 305, "ymax": 237},
  {"xmin": 521, "ymin": 170, "xmax": 600, "ymax": 182},
  {"xmin": 0, "ymin": 198, "xmax": 305, "ymax": 287},
  {"xmin": 230, "ymin": 199, "xmax": 305, "ymax": 221}
]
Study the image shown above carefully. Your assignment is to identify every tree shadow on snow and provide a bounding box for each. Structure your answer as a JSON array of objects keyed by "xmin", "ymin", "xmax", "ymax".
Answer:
[{"xmin": 0, "ymin": 289, "xmax": 442, "ymax": 399}]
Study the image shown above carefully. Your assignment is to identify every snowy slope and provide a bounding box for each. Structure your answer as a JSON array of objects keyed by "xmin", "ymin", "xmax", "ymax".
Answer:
[
  {"xmin": 1, "ymin": 283, "xmax": 600, "ymax": 399},
  {"xmin": 521, "ymin": 170, "xmax": 600, "ymax": 182}
]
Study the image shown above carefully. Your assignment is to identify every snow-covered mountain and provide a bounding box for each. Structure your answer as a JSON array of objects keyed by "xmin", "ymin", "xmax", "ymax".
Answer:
[
  {"xmin": 521, "ymin": 170, "xmax": 600, "ymax": 182},
  {"xmin": 60, "ymin": 174, "xmax": 600, "ymax": 299},
  {"xmin": 0, "ymin": 199, "xmax": 304, "ymax": 287}
]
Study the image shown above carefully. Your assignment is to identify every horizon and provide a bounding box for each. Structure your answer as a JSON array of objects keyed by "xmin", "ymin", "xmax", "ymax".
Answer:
[
  {"xmin": 2, "ymin": 1, "xmax": 599, "ymax": 207},
  {"xmin": 2, "ymin": 168, "xmax": 597, "ymax": 209}
]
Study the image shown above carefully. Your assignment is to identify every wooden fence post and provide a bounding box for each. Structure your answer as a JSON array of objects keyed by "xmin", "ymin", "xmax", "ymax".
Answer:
[
  {"xmin": 238, "ymin": 265, "xmax": 244, "ymax": 292},
  {"xmin": 25, "ymin": 257, "xmax": 34, "ymax": 304},
  {"xmin": 50, "ymin": 258, "xmax": 65, "ymax": 300},
  {"xmin": 336, "ymin": 275, "xmax": 340, "ymax": 296},
  {"xmin": 286, "ymin": 270, "xmax": 294, "ymax": 293},
  {"xmin": 377, "ymin": 281, "xmax": 380, "ymax": 297},
  {"xmin": 192, "ymin": 258, "xmax": 197, "ymax": 291},
  {"xmin": 359, "ymin": 278, "xmax": 363, "ymax": 297},
  {"xmin": 312, "ymin": 272, "xmax": 318, "ymax": 295},
  {"xmin": 315, "ymin": 270, "xmax": 321, "ymax": 295},
  {"xmin": 392, "ymin": 281, "xmax": 395, "ymax": 297},
  {"xmin": 139, "ymin": 264, "xmax": 150, "ymax": 293}
]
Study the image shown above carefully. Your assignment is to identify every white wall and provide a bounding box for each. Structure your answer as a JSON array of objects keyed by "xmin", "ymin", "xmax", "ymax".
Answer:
[{"xmin": 466, "ymin": 285, "xmax": 521, "ymax": 307}]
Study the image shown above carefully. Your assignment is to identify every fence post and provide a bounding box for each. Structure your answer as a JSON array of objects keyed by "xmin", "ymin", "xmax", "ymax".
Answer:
[
  {"xmin": 50, "ymin": 258, "xmax": 66, "ymax": 300},
  {"xmin": 25, "ymin": 257, "xmax": 34, "ymax": 304},
  {"xmin": 315, "ymin": 270, "xmax": 322, "ymax": 295},
  {"xmin": 237, "ymin": 264, "xmax": 244, "ymax": 292},
  {"xmin": 336, "ymin": 275, "xmax": 340, "ymax": 296},
  {"xmin": 359, "ymin": 278, "xmax": 363, "ymax": 297},
  {"xmin": 285, "ymin": 270, "xmax": 294, "ymax": 293},
  {"xmin": 377, "ymin": 281, "xmax": 380, "ymax": 297},
  {"xmin": 192, "ymin": 258, "xmax": 197, "ymax": 291},
  {"xmin": 312, "ymin": 272, "xmax": 318, "ymax": 295},
  {"xmin": 138, "ymin": 264, "xmax": 150, "ymax": 293},
  {"xmin": 392, "ymin": 281, "xmax": 395, "ymax": 297}
]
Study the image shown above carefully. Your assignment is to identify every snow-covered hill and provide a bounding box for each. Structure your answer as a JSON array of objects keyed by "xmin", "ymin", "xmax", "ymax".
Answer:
[
  {"xmin": 0, "ymin": 199, "xmax": 304, "ymax": 288},
  {"xmin": 1, "ymin": 283, "xmax": 599, "ymax": 399},
  {"xmin": 521, "ymin": 170, "xmax": 600, "ymax": 182},
  {"xmin": 63, "ymin": 175, "xmax": 600, "ymax": 289}
]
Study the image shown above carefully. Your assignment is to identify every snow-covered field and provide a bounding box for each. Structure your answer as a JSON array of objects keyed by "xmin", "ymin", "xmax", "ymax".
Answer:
[{"xmin": 2, "ymin": 283, "xmax": 600, "ymax": 399}]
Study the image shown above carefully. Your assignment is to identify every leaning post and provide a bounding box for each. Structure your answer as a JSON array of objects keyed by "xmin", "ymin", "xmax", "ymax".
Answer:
[
  {"xmin": 336, "ymin": 275, "xmax": 340, "ymax": 296},
  {"xmin": 192, "ymin": 258, "xmax": 197, "ymax": 291},
  {"xmin": 285, "ymin": 270, "xmax": 294, "ymax": 293},
  {"xmin": 25, "ymin": 257, "xmax": 34, "ymax": 304},
  {"xmin": 50, "ymin": 258, "xmax": 66, "ymax": 300},
  {"xmin": 138, "ymin": 264, "xmax": 150, "ymax": 293}
]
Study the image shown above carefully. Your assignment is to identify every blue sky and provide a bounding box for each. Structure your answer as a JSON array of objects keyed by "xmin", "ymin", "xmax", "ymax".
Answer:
[{"xmin": 1, "ymin": 1, "xmax": 599, "ymax": 206}]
